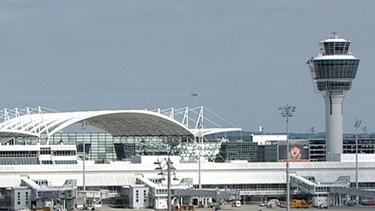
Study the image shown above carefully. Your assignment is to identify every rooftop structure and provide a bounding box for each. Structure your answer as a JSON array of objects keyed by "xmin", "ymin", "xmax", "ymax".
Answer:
[{"xmin": 0, "ymin": 106, "xmax": 241, "ymax": 142}]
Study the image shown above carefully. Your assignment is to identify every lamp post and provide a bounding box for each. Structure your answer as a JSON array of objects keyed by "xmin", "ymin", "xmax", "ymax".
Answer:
[
  {"xmin": 81, "ymin": 121, "xmax": 88, "ymax": 208},
  {"xmin": 279, "ymin": 104, "xmax": 296, "ymax": 211},
  {"xmin": 197, "ymin": 125, "xmax": 203, "ymax": 207},
  {"xmin": 81, "ymin": 121, "xmax": 87, "ymax": 191},
  {"xmin": 354, "ymin": 118, "xmax": 361, "ymax": 203},
  {"xmin": 196, "ymin": 109, "xmax": 204, "ymax": 191},
  {"xmin": 198, "ymin": 125, "xmax": 203, "ymax": 190},
  {"xmin": 167, "ymin": 156, "xmax": 172, "ymax": 211}
]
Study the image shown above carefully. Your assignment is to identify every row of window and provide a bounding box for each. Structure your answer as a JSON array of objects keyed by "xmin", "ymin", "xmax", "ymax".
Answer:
[
  {"xmin": 16, "ymin": 191, "xmax": 29, "ymax": 206},
  {"xmin": 321, "ymin": 42, "xmax": 350, "ymax": 55},
  {"xmin": 194, "ymin": 182, "xmax": 375, "ymax": 195},
  {"xmin": 53, "ymin": 150, "xmax": 77, "ymax": 156},
  {"xmin": 312, "ymin": 59, "xmax": 359, "ymax": 79},
  {"xmin": 41, "ymin": 160, "xmax": 77, "ymax": 164},
  {"xmin": 196, "ymin": 183, "xmax": 285, "ymax": 191},
  {"xmin": 0, "ymin": 150, "xmax": 75, "ymax": 157},
  {"xmin": 316, "ymin": 81, "xmax": 351, "ymax": 91},
  {"xmin": 50, "ymin": 132, "xmax": 115, "ymax": 162},
  {"xmin": 0, "ymin": 151, "xmax": 38, "ymax": 158},
  {"xmin": 135, "ymin": 189, "xmax": 147, "ymax": 203},
  {"xmin": 0, "ymin": 159, "xmax": 78, "ymax": 165},
  {"xmin": 0, "ymin": 158, "xmax": 39, "ymax": 165}
]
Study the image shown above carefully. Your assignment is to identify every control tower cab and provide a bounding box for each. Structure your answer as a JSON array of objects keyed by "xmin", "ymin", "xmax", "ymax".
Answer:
[{"xmin": 307, "ymin": 33, "xmax": 360, "ymax": 161}]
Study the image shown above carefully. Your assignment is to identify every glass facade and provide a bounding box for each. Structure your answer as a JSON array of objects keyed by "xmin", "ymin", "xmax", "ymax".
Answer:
[
  {"xmin": 50, "ymin": 132, "xmax": 221, "ymax": 163},
  {"xmin": 309, "ymin": 138, "xmax": 375, "ymax": 161},
  {"xmin": 312, "ymin": 59, "xmax": 359, "ymax": 80},
  {"xmin": 50, "ymin": 132, "xmax": 116, "ymax": 163},
  {"xmin": 343, "ymin": 138, "xmax": 375, "ymax": 154},
  {"xmin": 48, "ymin": 132, "xmax": 375, "ymax": 163},
  {"xmin": 215, "ymin": 141, "xmax": 259, "ymax": 162},
  {"xmin": 321, "ymin": 41, "xmax": 350, "ymax": 55},
  {"xmin": 316, "ymin": 81, "xmax": 352, "ymax": 91},
  {"xmin": 309, "ymin": 139, "xmax": 326, "ymax": 161}
]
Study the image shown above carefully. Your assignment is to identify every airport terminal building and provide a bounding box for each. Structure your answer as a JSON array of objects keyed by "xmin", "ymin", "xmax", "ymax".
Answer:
[{"xmin": 1, "ymin": 107, "xmax": 375, "ymax": 211}]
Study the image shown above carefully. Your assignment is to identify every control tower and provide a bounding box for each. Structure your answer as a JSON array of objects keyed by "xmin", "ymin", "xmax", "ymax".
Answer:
[{"xmin": 306, "ymin": 33, "xmax": 360, "ymax": 161}]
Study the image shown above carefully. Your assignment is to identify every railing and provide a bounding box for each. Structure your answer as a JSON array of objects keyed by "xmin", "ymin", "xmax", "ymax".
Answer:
[
  {"xmin": 240, "ymin": 190, "xmax": 285, "ymax": 196},
  {"xmin": 77, "ymin": 190, "xmax": 109, "ymax": 210}
]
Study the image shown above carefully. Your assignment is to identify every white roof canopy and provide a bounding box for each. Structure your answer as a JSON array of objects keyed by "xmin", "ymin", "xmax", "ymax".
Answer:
[
  {"xmin": 0, "ymin": 107, "xmax": 242, "ymax": 139},
  {"xmin": 0, "ymin": 110, "xmax": 194, "ymax": 138}
]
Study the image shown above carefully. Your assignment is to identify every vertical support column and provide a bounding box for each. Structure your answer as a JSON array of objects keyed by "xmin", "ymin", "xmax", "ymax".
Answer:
[
  {"xmin": 167, "ymin": 157, "xmax": 172, "ymax": 211},
  {"xmin": 324, "ymin": 93, "xmax": 344, "ymax": 160}
]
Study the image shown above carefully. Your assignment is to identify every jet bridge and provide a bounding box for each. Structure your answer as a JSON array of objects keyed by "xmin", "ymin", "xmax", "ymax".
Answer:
[
  {"xmin": 20, "ymin": 178, "xmax": 76, "ymax": 211},
  {"xmin": 290, "ymin": 174, "xmax": 350, "ymax": 195},
  {"xmin": 331, "ymin": 187, "xmax": 375, "ymax": 199},
  {"xmin": 174, "ymin": 188, "xmax": 240, "ymax": 208},
  {"xmin": 290, "ymin": 174, "xmax": 375, "ymax": 207},
  {"xmin": 136, "ymin": 176, "xmax": 238, "ymax": 208},
  {"xmin": 174, "ymin": 188, "xmax": 238, "ymax": 201}
]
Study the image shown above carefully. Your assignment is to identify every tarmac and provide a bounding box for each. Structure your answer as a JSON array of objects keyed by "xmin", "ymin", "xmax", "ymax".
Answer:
[{"xmin": 98, "ymin": 203, "xmax": 375, "ymax": 211}]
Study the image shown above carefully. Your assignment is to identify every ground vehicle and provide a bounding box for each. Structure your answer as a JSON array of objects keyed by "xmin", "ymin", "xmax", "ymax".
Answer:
[
  {"xmin": 258, "ymin": 201, "xmax": 267, "ymax": 207},
  {"xmin": 208, "ymin": 202, "xmax": 215, "ymax": 208},
  {"xmin": 266, "ymin": 201, "xmax": 276, "ymax": 208},
  {"xmin": 267, "ymin": 199, "xmax": 280, "ymax": 207},
  {"xmin": 318, "ymin": 204, "xmax": 328, "ymax": 209},
  {"xmin": 290, "ymin": 199, "xmax": 313, "ymax": 208},
  {"xmin": 208, "ymin": 201, "xmax": 223, "ymax": 210},
  {"xmin": 231, "ymin": 201, "xmax": 241, "ymax": 207}
]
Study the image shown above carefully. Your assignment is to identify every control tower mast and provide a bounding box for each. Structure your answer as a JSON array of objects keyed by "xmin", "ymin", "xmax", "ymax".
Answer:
[{"xmin": 307, "ymin": 33, "xmax": 360, "ymax": 161}]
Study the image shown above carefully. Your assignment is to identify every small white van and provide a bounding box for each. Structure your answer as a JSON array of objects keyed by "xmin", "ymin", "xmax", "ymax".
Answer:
[{"xmin": 231, "ymin": 201, "xmax": 241, "ymax": 207}]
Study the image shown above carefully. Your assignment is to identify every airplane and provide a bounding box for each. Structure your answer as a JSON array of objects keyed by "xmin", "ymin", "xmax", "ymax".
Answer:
[{"xmin": 191, "ymin": 92, "xmax": 199, "ymax": 97}]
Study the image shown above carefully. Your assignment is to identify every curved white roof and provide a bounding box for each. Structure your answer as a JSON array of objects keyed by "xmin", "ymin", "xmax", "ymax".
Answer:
[
  {"xmin": 190, "ymin": 128, "xmax": 242, "ymax": 137},
  {"xmin": 321, "ymin": 38, "xmax": 348, "ymax": 43},
  {"xmin": 313, "ymin": 55, "xmax": 358, "ymax": 60},
  {"xmin": 0, "ymin": 110, "xmax": 194, "ymax": 138}
]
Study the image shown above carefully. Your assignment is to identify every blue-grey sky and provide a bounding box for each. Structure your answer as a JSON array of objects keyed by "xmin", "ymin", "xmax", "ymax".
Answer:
[{"xmin": 1, "ymin": 0, "xmax": 375, "ymax": 134}]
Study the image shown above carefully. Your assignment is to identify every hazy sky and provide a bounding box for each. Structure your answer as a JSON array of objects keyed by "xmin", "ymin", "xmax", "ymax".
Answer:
[{"xmin": 1, "ymin": 0, "xmax": 375, "ymax": 134}]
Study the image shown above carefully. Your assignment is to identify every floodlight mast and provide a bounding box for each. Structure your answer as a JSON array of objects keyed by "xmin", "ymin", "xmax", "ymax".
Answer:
[
  {"xmin": 354, "ymin": 118, "xmax": 361, "ymax": 202},
  {"xmin": 81, "ymin": 121, "xmax": 88, "ymax": 208},
  {"xmin": 279, "ymin": 104, "xmax": 296, "ymax": 211},
  {"xmin": 154, "ymin": 141, "xmax": 179, "ymax": 211},
  {"xmin": 167, "ymin": 142, "xmax": 179, "ymax": 211},
  {"xmin": 307, "ymin": 32, "xmax": 360, "ymax": 161}
]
